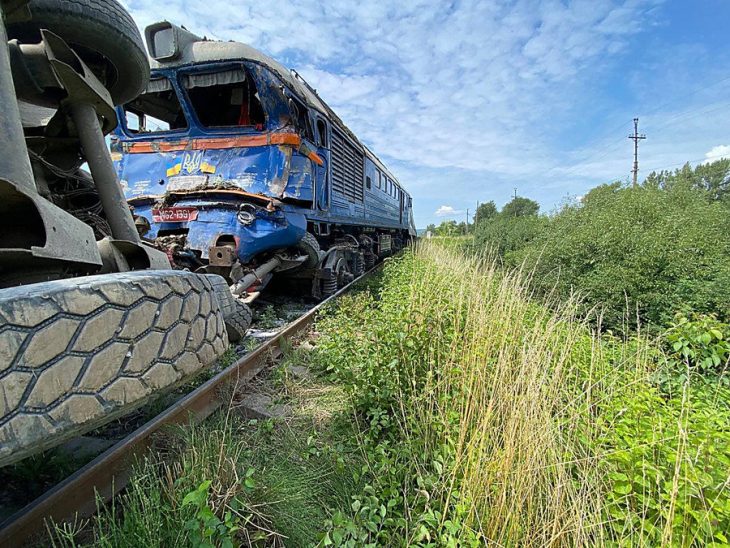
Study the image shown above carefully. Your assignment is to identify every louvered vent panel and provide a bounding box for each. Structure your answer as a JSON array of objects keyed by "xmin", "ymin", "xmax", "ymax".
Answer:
[{"xmin": 331, "ymin": 129, "xmax": 364, "ymax": 202}]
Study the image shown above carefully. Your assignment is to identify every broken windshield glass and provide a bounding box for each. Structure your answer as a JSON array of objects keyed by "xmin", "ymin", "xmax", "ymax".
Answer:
[
  {"xmin": 183, "ymin": 66, "xmax": 265, "ymax": 129},
  {"xmin": 123, "ymin": 77, "xmax": 187, "ymax": 133}
]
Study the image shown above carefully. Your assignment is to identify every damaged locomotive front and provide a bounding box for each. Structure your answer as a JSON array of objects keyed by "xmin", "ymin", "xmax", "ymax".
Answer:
[{"xmin": 112, "ymin": 22, "xmax": 415, "ymax": 304}]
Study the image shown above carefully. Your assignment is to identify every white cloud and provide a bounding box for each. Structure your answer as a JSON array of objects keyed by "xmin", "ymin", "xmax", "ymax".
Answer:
[
  {"xmin": 122, "ymin": 0, "xmax": 730, "ymax": 228},
  {"xmin": 704, "ymin": 145, "xmax": 730, "ymax": 164},
  {"xmin": 121, "ymin": 0, "xmax": 658, "ymax": 178},
  {"xmin": 435, "ymin": 205, "xmax": 463, "ymax": 218}
]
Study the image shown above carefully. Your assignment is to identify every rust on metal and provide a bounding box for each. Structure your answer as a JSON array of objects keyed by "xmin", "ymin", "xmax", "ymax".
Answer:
[{"xmin": 208, "ymin": 245, "xmax": 237, "ymax": 267}]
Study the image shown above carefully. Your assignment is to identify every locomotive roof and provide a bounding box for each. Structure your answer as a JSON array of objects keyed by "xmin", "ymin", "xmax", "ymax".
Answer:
[
  {"xmin": 151, "ymin": 39, "xmax": 330, "ymax": 115},
  {"xmin": 147, "ymin": 24, "xmax": 405, "ymax": 194}
]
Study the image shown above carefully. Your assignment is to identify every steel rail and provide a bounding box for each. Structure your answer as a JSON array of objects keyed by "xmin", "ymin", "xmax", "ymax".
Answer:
[{"xmin": 0, "ymin": 261, "xmax": 386, "ymax": 547}]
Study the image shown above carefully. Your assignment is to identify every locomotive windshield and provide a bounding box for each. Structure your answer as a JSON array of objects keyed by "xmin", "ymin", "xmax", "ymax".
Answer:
[
  {"xmin": 120, "ymin": 66, "xmax": 266, "ymax": 134},
  {"xmin": 183, "ymin": 67, "xmax": 265, "ymax": 129},
  {"xmin": 123, "ymin": 77, "xmax": 186, "ymax": 133}
]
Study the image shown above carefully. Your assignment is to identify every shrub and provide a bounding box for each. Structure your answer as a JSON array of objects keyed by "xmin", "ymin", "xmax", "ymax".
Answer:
[
  {"xmin": 599, "ymin": 382, "xmax": 730, "ymax": 545},
  {"xmin": 513, "ymin": 181, "xmax": 730, "ymax": 331},
  {"xmin": 473, "ymin": 213, "xmax": 547, "ymax": 258}
]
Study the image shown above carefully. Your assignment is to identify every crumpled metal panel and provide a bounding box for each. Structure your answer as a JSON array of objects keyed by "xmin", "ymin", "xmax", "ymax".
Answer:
[
  {"xmin": 283, "ymin": 153, "xmax": 314, "ymax": 202},
  {"xmin": 115, "ymin": 145, "xmax": 303, "ymax": 200},
  {"xmin": 132, "ymin": 198, "xmax": 307, "ymax": 263}
]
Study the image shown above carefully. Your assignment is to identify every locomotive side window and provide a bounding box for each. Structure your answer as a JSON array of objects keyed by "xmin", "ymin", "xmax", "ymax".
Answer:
[
  {"xmin": 316, "ymin": 119, "xmax": 327, "ymax": 147},
  {"xmin": 288, "ymin": 96, "xmax": 314, "ymax": 141},
  {"xmin": 366, "ymin": 176, "xmax": 372, "ymax": 189},
  {"xmin": 377, "ymin": 171, "xmax": 382, "ymax": 189},
  {"xmin": 183, "ymin": 67, "xmax": 265, "ymax": 128},
  {"xmin": 123, "ymin": 77, "xmax": 187, "ymax": 133}
]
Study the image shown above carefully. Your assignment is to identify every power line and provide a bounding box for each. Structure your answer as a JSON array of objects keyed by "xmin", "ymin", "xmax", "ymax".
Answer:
[
  {"xmin": 545, "ymin": 76, "xmax": 730, "ymax": 181},
  {"xmin": 643, "ymin": 155, "xmax": 717, "ymax": 174},
  {"xmin": 628, "ymin": 117, "xmax": 646, "ymax": 186}
]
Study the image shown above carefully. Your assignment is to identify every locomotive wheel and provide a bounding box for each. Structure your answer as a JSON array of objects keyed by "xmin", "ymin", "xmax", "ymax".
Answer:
[
  {"xmin": 320, "ymin": 251, "xmax": 352, "ymax": 299},
  {"xmin": 336, "ymin": 256, "xmax": 355, "ymax": 288},
  {"xmin": 6, "ymin": 0, "xmax": 150, "ymax": 105},
  {"xmin": 0, "ymin": 271, "xmax": 228, "ymax": 467}
]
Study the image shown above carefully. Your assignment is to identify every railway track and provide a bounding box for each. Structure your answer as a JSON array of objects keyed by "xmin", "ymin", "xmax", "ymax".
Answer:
[{"xmin": 0, "ymin": 263, "xmax": 384, "ymax": 547}]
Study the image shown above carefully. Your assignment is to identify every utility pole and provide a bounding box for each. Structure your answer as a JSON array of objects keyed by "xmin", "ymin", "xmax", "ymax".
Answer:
[
  {"xmin": 628, "ymin": 117, "xmax": 646, "ymax": 187},
  {"xmin": 465, "ymin": 209, "xmax": 469, "ymax": 234},
  {"xmin": 513, "ymin": 188, "xmax": 518, "ymax": 217}
]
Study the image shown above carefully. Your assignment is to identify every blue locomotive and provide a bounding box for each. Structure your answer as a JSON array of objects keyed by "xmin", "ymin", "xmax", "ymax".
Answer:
[{"xmin": 111, "ymin": 22, "xmax": 415, "ymax": 306}]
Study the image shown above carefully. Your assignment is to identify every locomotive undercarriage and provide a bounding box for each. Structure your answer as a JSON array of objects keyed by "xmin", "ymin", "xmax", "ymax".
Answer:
[{"xmin": 149, "ymin": 220, "xmax": 404, "ymax": 302}]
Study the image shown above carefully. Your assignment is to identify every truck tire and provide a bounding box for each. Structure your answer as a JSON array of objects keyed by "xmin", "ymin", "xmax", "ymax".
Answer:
[
  {"xmin": 296, "ymin": 232, "xmax": 322, "ymax": 269},
  {"xmin": 223, "ymin": 301, "xmax": 253, "ymax": 343},
  {"xmin": 0, "ymin": 270, "xmax": 228, "ymax": 467},
  {"xmin": 204, "ymin": 274, "xmax": 251, "ymax": 343},
  {"xmin": 6, "ymin": 0, "xmax": 149, "ymax": 105}
]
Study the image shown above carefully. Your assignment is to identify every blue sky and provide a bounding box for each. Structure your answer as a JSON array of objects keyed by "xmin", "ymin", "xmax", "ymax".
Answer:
[{"xmin": 123, "ymin": 0, "xmax": 730, "ymax": 227}]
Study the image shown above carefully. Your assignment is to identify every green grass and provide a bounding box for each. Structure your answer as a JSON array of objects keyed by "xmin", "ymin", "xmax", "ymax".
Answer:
[
  {"xmin": 50, "ymin": 344, "xmax": 365, "ymax": 547},
  {"xmin": 312, "ymin": 243, "xmax": 730, "ymax": 545},
  {"xmin": 50, "ymin": 242, "xmax": 730, "ymax": 546}
]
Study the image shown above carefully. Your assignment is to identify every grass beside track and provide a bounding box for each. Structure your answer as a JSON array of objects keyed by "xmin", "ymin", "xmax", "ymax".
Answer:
[{"xmin": 51, "ymin": 243, "xmax": 730, "ymax": 546}]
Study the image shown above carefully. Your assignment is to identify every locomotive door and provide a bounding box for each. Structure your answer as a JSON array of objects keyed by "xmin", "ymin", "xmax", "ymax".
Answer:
[{"xmin": 314, "ymin": 116, "xmax": 330, "ymax": 210}]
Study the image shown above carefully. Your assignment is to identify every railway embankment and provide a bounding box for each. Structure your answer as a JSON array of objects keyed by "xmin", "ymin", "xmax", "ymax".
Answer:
[{"xmin": 50, "ymin": 242, "xmax": 730, "ymax": 546}]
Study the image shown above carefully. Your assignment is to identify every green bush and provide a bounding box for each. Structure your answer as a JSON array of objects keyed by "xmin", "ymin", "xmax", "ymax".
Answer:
[
  {"xmin": 513, "ymin": 181, "xmax": 730, "ymax": 331},
  {"xmin": 599, "ymin": 383, "xmax": 730, "ymax": 546},
  {"xmin": 665, "ymin": 313, "xmax": 730, "ymax": 372},
  {"xmin": 473, "ymin": 214, "xmax": 547, "ymax": 258}
]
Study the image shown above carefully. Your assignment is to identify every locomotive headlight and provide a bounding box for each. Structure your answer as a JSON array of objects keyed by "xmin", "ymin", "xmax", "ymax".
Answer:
[
  {"xmin": 145, "ymin": 22, "xmax": 203, "ymax": 62},
  {"xmin": 237, "ymin": 203, "xmax": 257, "ymax": 226},
  {"xmin": 145, "ymin": 22, "xmax": 178, "ymax": 60}
]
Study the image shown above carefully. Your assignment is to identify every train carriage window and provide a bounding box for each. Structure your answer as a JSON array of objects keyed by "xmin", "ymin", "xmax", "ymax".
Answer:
[
  {"xmin": 123, "ymin": 77, "xmax": 187, "ymax": 133},
  {"xmin": 183, "ymin": 67, "xmax": 265, "ymax": 128},
  {"xmin": 366, "ymin": 176, "xmax": 372, "ymax": 189},
  {"xmin": 377, "ymin": 171, "xmax": 382, "ymax": 189}
]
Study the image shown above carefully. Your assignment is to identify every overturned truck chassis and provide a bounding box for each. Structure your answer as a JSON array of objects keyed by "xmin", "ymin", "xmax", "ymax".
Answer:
[{"xmin": 0, "ymin": 4, "xmax": 168, "ymax": 285}]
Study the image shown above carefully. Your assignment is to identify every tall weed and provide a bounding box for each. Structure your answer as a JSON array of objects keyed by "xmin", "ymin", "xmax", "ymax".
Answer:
[{"xmin": 315, "ymin": 243, "xmax": 730, "ymax": 546}]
